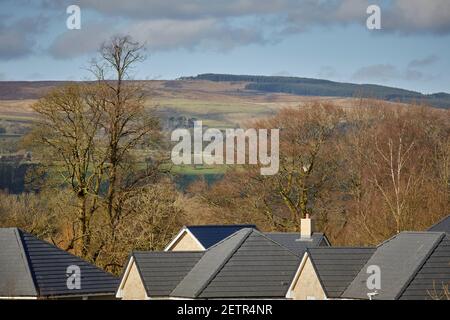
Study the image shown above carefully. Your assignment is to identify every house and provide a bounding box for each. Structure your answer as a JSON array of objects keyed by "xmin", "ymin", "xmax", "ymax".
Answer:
[
  {"xmin": 0, "ymin": 228, "xmax": 119, "ymax": 299},
  {"xmin": 286, "ymin": 247, "xmax": 376, "ymax": 300},
  {"xmin": 165, "ymin": 224, "xmax": 257, "ymax": 251},
  {"xmin": 165, "ymin": 219, "xmax": 330, "ymax": 254},
  {"xmin": 288, "ymin": 231, "xmax": 450, "ymax": 300},
  {"xmin": 117, "ymin": 227, "xmax": 308, "ymax": 299},
  {"xmin": 428, "ymin": 214, "xmax": 450, "ymax": 233}
]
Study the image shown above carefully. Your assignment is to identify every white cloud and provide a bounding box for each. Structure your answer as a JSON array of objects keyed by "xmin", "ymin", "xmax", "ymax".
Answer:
[
  {"xmin": 0, "ymin": 16, "xmax": 48, "ymax": 59},
  {"xmin": 40, "ymin": 0, "xmax": 450, "ymax": 34},
  {"xmin": 129, "ymin": 18, "xmax": 267, "ymax": 51},
  {"xmin": 49, "ymin": 23, "xmax": 116, "ymax": 59},
  {"xmin": 49, "ymin": 17, "xmax": 270, "ymax": 59},
  {"xmin": 384, "ymin": 0, "xmax": 450, "ymax": 34},
  {"xmin": 44, "ymin": 0, "xmax": 450, "ymax": 59},
  {"xmin": 408, "ymin": 55, "xmax": 439, "ymax": 69},
  {"xmin": 351, "ymin": 62, "xmax": 437, "ymax": 82}
]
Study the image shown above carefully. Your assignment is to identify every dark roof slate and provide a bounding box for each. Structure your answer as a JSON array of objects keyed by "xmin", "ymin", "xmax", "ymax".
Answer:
[
  {"xmin": 199, "ymin": 230, "xmax": 300, "ymax": 298},
  {"xmin": 307, "ymin": 247, "xmax": 375, "ymax": 298},
  {"xmin": 186, "ymin": 224, "xmax": 256, "ymax": 249},
  {"xmin": 399, "ymin": 234, "xmax": 450, "ymax": 300},
  {"xmin": 170, "ymin": 228, "xmax": 300, "ymax": 298},
  {"xmin": 265, "ymin": 232, "xmax": 328, "ymax": 256},
  {"xmin": 133, "ymin": 251, "xmax": 204, "ymax": 297},
  {"xmin": 0, "ymin": 228, "xmax": 37, "ymax": 297},
  {"xmin": 171, "ymin": 229, "xmax": 251, "ymax": 298},
  {"xmin": 0, "ymin": 228, "xmax": 119, "ymax": 297},
  {"xmin": 428, "ymin": 215, "xmax": 450, "ymax": 234},
  {"xmin": 342, "ymin": 232, "xmax": 445, "ymax": 300}
]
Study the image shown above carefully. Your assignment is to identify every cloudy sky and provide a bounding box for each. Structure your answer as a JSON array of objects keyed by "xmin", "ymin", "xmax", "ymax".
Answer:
[{"xmin": 1, "ymin": 0, "xmax": 450, "ymax": 93}]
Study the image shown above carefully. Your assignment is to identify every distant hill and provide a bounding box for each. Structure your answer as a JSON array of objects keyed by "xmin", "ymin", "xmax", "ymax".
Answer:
[
  {"xmin": 1, "ymin": 76, "xmax": 449, "ymax": 109},
  {"xmin": 184, "ymin": 74, "xmax": 450, "ymax": 109}
]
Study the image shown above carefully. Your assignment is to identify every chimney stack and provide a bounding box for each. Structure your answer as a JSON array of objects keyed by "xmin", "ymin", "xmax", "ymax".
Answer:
[{"xmin": 300, "ymin": 214, "xmax": 314, "ymax": 240}]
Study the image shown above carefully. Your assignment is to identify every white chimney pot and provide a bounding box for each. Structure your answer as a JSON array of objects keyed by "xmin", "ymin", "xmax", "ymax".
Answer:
[{"xmin": 300, "ymin": 214, "xmax": 313, "ymax": 239}]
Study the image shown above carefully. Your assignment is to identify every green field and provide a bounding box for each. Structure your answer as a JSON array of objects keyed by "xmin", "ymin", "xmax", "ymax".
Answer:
[
  {"xmin": 150, "ymin": 98, "xmax": 278, "ymax": 128},
  {"xmin": 169, "ymin": 164, "xmax": 227, "ymax": 175}
]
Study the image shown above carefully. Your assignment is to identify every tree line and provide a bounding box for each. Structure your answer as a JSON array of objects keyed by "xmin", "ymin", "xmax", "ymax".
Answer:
[
  {"xmin": 189, "ymin": 73, "xmax": 450, "ymax": 109},
  {"xmin": 189, "ymin": 100, "xmax": 449, "ymax": 245}
]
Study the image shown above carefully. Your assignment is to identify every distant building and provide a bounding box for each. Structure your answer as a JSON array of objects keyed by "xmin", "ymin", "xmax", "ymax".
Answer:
[{"xmin": 0, "ymin": 151, "xmax": 32, "ymax": 163}]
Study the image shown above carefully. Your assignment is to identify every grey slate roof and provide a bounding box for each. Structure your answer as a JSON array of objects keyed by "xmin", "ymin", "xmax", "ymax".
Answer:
[
  {"xmin": 307, "ymin": 247, "xmax": 375, "ymax": 298},
  {"xmin": 181, "ymin": 224, "xmax": 330, "ymax": 256},
  {"xmin": 0, "ymin": 228, "xmax": 37, "ymax": 297},
  {"xmin": 342, "ymin": 232, "xmax": 446, "ymax": 300},
  {"xmin": 0, "ymin": 228, "xmax": 119, "ymax": 298},
  {"xmin": 198, "ymin": 229, "xmax": 300, "ymax": 298},
  {"xmin": 400, "ymin": 233, "xmax": 450, "ymax": 300},
  {"xmin": 428, "ymin": 215, "xmax": 450, "ymax": 234},
  {"xmin": 133, "ymin": 251, "xmax": 203, "ymax": 297},
  {"xmin": 265, "ymin": 232, "xmax": 328, "ymax": 256},
  {"xmin": 186, "ymin": 224, "xmax": 257, "ymax": 249},
  {"xmin": 133, "ymin": 228, "xmax": 302, "ymax": 299},
  {"xmin": 171, "ymin": 228, "xmax": 250, "ymax": 298}
]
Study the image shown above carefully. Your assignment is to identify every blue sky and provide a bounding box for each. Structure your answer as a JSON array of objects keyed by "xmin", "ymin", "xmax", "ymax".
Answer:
[{"xmin": 1, "ymin": 0, "xmax": 450, "ymax": 93}]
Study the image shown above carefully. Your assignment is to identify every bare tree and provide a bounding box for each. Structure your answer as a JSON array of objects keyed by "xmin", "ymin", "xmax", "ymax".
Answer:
[
  {"xmin": 373, "ymin": 137, "xmax": 417, "ymax": 233},
  {"xmin": 194, "ymin": 101, "xmax": 449, "ymax": 245},
  {"xmin": 29, "ymin": 84, "xmax": 106, "ymax": 256},
  {"xmin": 193, "ymin": 102, "xmax": 344, "ymax": 232},
  {"xmin": 26, "ymin": 36, "xmax": 167, "ymax": 268},
  {"xmin": 87, "ymin": 36, "xmax": 163, "ymax": 268}
]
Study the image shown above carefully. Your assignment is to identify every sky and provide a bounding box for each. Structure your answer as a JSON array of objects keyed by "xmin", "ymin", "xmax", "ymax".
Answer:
[{"xmin": 0, "ymin": 0, "xmax": 449, "ymax": 94}]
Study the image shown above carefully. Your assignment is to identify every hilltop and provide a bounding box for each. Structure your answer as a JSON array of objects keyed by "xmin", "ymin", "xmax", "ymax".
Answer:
[
  {"xmin": 0, "ymin": 74, "xmax": 448, "ymax": 132},
  {"xmin": 183, "ymin": 74, "xmax": 450, "ymax": 109}
]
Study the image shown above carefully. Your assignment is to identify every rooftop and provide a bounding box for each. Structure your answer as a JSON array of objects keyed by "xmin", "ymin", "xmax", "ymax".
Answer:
[{"xmin": 0, "ymin": 228, "xmax": 119, "ymax": 298}]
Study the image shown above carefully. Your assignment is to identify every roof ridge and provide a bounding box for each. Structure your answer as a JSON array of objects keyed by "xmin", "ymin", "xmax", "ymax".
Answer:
[
  {"xmin": 194, "ymin": 228, "xmax": 253, "ymax": 297},
  {"xmin": 427, "ymin": 214, "xmax": 449, "ymax": 231},
  {"xmin": 186, "ymin": 224, "xmax": 257, "ymax": 228},
  {"xmin": 375, "ymin": 232, "xmax": 399, "ymax": 248},
  {"xmin": 14, "ymin": 228, "xmax": 39, "ymax": 296},
  {"xmin": 264, "ymin": 232, "xmax": 324, "ymax": 235},
  {"xmin": 133, "ymin": 250, "xmax": 204, "ymax": 254},
  {"xmin": 399, "ymin": 231, "xmax": 445, "ymax": 234},
  {"xmin": 376, "ymin": 231, "xmax": 446, "ymax": 248},
  {"xmin": 204, "ymin": 226, "xmax": 255, "ymax": 250},
  {"xmin": 395, "ymin": 232, "xmax": 446, "ymax": 299},
  {"xmin": 254, "ymin": 229, "xmax": 305, "ymax": 257},
  {"xmin": 19, "ymin": 229, "xmax": 117, "ymax": 277},
  {"xmin": 308, "ymin": 246, "xmax": 376, "ymax": 250},
  {"xmin": 171, "ymin": 228, "xmax": 253, "ymax": 298}
]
